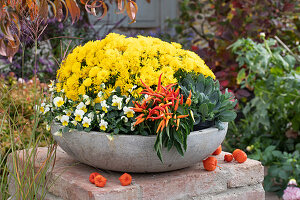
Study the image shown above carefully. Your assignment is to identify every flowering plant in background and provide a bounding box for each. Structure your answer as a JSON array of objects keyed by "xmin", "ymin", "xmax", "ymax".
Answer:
[
  {"xmin": 40, "ymin": 33, "xmax": 236, "ymax": 160},
  {"xmin": 0, "ymin": 73, "xmax": 49, "ymax": 157}
]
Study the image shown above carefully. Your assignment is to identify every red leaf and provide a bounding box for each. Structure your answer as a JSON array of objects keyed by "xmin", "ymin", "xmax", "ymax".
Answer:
[
  {"xmin": 220, "ymin": 80, "xmax": 229, "ymax": 87},
  {"xmin": 38, "ymin": 0, "xmax": 49, "ymax": 19},
  {"xmin": 54, "ymin": 0, "xmax": 64, "ymax": 22},
  {"xmin": 65, "ymin": 0, "xmax": 80, "ymax": 24},
  {"xmin": 125, "ymin": 0, "xmax": 138, "ymax": 24}
]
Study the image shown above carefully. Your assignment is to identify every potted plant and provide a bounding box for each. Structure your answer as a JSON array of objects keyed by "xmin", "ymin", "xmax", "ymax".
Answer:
[{"xmin": 41, "ymin": 33, "xmax": 236, "ymax": 172}]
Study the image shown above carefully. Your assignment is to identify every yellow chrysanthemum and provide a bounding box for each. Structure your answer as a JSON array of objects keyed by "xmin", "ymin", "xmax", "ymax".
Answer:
[{"xmin": 56, "ymin": 33, "xmax": 215, "ymax": 101}]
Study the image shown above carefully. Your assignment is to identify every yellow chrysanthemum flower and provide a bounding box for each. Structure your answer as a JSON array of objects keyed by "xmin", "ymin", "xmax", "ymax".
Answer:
[{"xmin": 56, "ymin": 33, "xmax": 215, "ymax": 101}]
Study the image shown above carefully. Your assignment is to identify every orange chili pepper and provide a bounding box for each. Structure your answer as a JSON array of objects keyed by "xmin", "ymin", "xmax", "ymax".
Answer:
[
  {"xmin": 135, "ymin": 113, "xmax": 145, "ymax": 119},
  {"xmin": 160, "ymin": 119, "xmax": 166, "ymax": 132},
  {"xmin": 185, "ymin": 90, "xmax": 192, "ymax": 106},
  {"xmin": 156, "ymin": 73, "xmax": 163, "ymax": 93},
  {"xmin": 176, "ymin": 118, "xmax": 180, "ymax": 131},
  {"xmin": 174, "ymin": 88, "xmax": 180, "ymax": 97},
  {"xmin": 174, "ymin": 98, "xmax": 180, "ymax": 112},
  {"xmin": 132, "ymin": 107, "xmax": 143, "ymax": 112},
  {"xmin": 156, "ymin": 120, "xmax": 164, "ymax": 133},
  {"xmin": 165, "ymin": 115, "xmax": 171, "ymax": 127},
  {"xmin": 134, "ymin": 118, "xmax": 145, "ymax": 126},
  {"xmin": 140, "ymin": 79, "xmax": 154, "ymax": 93},
  {"xmin": 180, "ymin": 94, "xmax": 183, "ymax": 105},
  {"xmin": 177, "ymin": 114, "xmax": 189, "ymax": 119},
  {"xmin": 166, "ymin": 83, "xmax": 177, "ymax": 91}
]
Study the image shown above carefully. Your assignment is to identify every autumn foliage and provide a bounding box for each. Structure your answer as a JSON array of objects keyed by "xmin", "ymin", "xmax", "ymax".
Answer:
[{"xmin": 0, "ymin": 0, "xmax": 149, "ymax": 61}]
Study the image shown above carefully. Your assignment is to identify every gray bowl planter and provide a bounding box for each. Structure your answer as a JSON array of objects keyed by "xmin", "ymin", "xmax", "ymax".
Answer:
[{"xmin": 51, "ymin": 122, "xmax": 228, "ymax": 173}]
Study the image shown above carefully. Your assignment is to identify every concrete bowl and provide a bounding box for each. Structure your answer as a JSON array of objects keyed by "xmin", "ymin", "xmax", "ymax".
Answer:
[{"xmin": 51, "ymin": 123, "xmax": 228, "ymax": 173}]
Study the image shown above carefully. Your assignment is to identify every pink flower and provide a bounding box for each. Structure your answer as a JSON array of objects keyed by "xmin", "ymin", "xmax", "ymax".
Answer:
[
  {"xmin": 283, "ymin": 187, "xmax": 300, "ymax": 200},
  {"xmin": 283, "ymin": 179, "xmax": 300, "ymax": 200}
]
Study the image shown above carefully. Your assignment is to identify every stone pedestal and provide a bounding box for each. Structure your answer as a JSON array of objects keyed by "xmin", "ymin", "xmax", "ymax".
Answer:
[{"xmin": 8, "ymin": 147, "xmax": 265, "ymax": 200}]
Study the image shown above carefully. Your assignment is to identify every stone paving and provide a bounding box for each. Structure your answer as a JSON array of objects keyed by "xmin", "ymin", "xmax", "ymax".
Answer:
[{"xmin": 8, "ymin": 147, "xmax": 265, "ymax": 200}]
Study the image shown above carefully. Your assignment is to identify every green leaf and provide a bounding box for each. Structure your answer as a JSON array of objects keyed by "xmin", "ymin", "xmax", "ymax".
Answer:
[
  {"xmin": 167, "ymin": 138, "xmax": 173, "ymax": 151},
  {"xmin": 278, "ymin": 170, "xmax": 288, "ymax": 179},
  {"xmin": 237, "ymin": 68, "xmax": 246, "ymax": 84},
  {"xmin": 95, "ymin": 103, "xmax": 102, "ymax": 110},
  {"xmin": 114, "ymin": 128, "xmax": 120, "ymax": 134},
  {"xmin": 272, "ymin": 151, "xmax": 282, "ymax": 158},
  {"xmin": 174, "ymin": 141, "xmax": 184, "ymax": 156},
  {"xmin": 166, "ymin": 126, "xmax": 170, "ymax": 138},
  {"xmin": 77, "ymin": 124, "xmax": 83, "ymax": 131},
  {"xmin": 199, "ymin": 103, "xmax": 208, "ymax": 117},
  {"xmin": 219, "ymin": 110, "xmax": 237, "ymax": 122},
  {"xmin": 62, "ymin": 126, "xmax": 70, "ymax": 133},
  {"xmin": 174, "ymin": 130, "xmax": 183, "ymax": 144}
]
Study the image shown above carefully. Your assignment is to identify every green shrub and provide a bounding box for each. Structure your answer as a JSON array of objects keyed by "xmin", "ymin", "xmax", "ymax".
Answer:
[{"xmin": 226, "ymin": 37, "xmax": 300, "ymax": 195}]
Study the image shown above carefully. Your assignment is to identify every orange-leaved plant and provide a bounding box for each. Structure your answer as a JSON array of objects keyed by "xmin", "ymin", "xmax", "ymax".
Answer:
[{"xmin": 132, "ymin": 74, "xmax": 193, "ymax": 161}]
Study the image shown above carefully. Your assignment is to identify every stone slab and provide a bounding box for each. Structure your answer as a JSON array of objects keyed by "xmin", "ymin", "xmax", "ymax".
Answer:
[{"xmin": 8, "ymin": 147, "xmax": 265, "ymax": 200}]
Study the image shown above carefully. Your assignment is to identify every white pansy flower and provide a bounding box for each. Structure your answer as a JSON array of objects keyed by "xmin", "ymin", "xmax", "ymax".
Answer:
[
  {"xmin": 259, "ymin": 32, "xmax": 265, "ymax": 38},
  {"xmin": 71, "ymin": 120, "xmax": 78, "ymax": 126},
  {"xmin": 46, "ymin": 124, "xmax": 51, "ymax": 131},
  {"xmin": 48, "ymin": 80, "xmax": 55, "ymax": 92},
  {"xmin": 34, "ymin": 105, "xmax": 39, "ymax": 111},
  {"xmin": 125, "ymin": 97, "xmax": 131, "ymax": 104},
  {"xmin": 100, "ymin": 83, "xmax": 105, "ymax": 89},
  {"xmin": 74, "ymin": 109, "xmax": 85, "ymax": 122},
  {"xmin": 60, "ymin": 115, "xmax": 69, "ymax": 126},
  {"xmin": 48, "ymin": 80, "xmax": 55, "ymax": 87},
  {"xmin": 40, "ymin": 102, "xmax": 46, "ymax": 113},
  {"xmin": 121, "ymin": 116, "xmax": 128, "ymax": 122},
  {"xmin": 99, "ymin": 119, "xmax": 108, "ymax": 131},
  {"xmin": 18, "ymin": 78, "xmax": 25, "ymax": 84},
  {"xmin": 83, "ymin": 95, "xmax": 91, "ymax": 105},
  {"xmin": 100, "ymin": 100, "xmax": 109, "ymax": 113},
  {"xmin": 128, "ymin": 85, "xmax": 137, "ymax": 93},
  {"xmin": 144, "ymin": 94, "xmax": 149, "ymax": 100},
  {"xmin": 44, "ymin": 104, "xmax": 50, "ymax": 114},
  {"xmin": 76, "ymin": 102, "xmax": 87, "ymax": 113},
  {"xmin": 53, "ymin": 131, "xmax": 62, "ymax": 137},
  {"xmin": 63, "ymin": 109, "xmax": 72, "ymax": 116},
  {"xmin": 123, "ymin": 106, "xmax": 134, "ymax": 118},
  {"xmin": 112, "ymin": 95, "xmax": 123, "ymax": 110},
  {"xmin": 53, "ymin": 97, "xmax": 64, "ymax": 108},
  {"xmin": 106, "ymin": 134, "xmax": 114, "ymax": 141},
  {"xmin": 55, "ymin": 115, "xmax": 62, "ymax": 121},
  {"xmin": 97, "ymin": 91, "xmax": 104, "ymax": 98},
  {"xmin": 88, "ymin": 112, "xmax": 94, "ymax": 120},
  {"xmin": 100, "ymin": 113, "xmax": 105, "ymax": 118},
  {"xmin": 82, "ymin": 117, "xmax": 92, "ymax": 128},
  {"xmin": 131, "ymin": 122, "xmax": 135, "ymax": 131}
]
